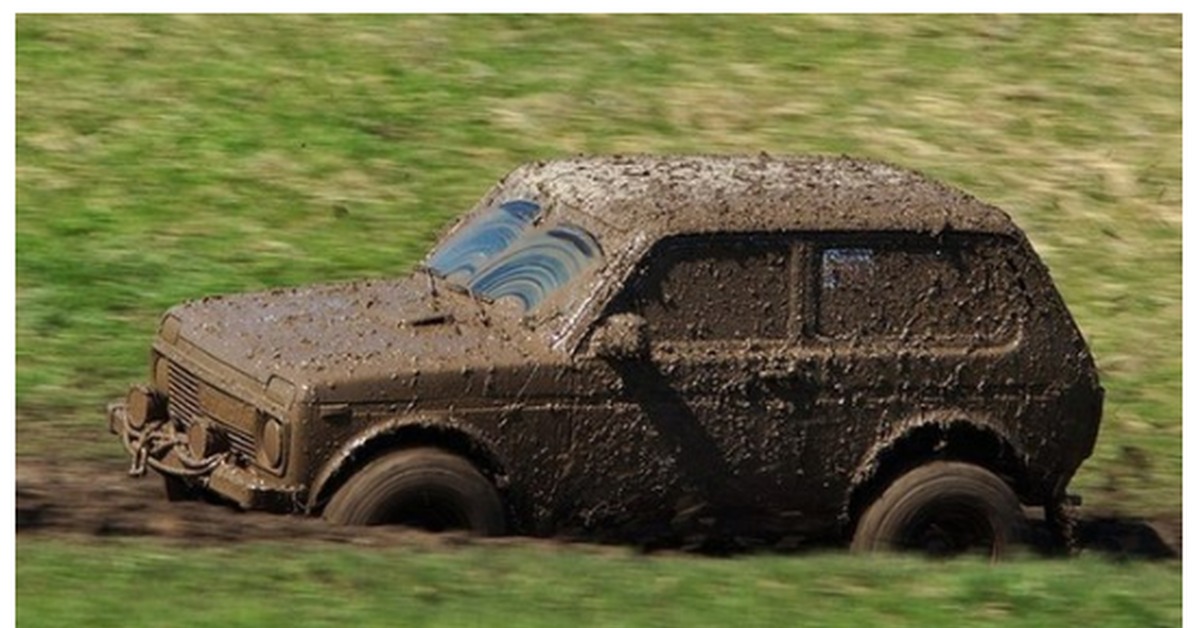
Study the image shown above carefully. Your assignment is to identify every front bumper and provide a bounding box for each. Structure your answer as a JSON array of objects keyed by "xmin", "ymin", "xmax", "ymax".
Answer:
[{"xmin": 108, "ymin": 387, "xmax": 301, "ymax": 512}]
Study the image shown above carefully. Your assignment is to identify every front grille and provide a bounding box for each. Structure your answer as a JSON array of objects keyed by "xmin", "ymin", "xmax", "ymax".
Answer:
[
  {"xmin": 166, "ymin": 362, "xmax": 203, "ymax": 424},
  {"xmin": 166, "ymin": 361, "xmax": 257, "ymax": 460}
]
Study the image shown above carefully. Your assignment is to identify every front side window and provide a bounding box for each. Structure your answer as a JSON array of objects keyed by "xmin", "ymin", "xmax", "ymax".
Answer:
[
  {"xmin": 612, "ymin": 236, "xmax": 790, "ymax": 342},
  {"xmin": 426, "ymin": 200, "xmax": 604, "ymax": 312},
  {"xmin": 816, "ymin": 237, "xmax": 1018, "ymax": 344}
]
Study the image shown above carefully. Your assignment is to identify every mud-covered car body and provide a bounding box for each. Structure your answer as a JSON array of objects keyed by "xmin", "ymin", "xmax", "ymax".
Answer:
[{"xmin": 109, "ymin": 155, "xmax": 1102, "ymax": 544}]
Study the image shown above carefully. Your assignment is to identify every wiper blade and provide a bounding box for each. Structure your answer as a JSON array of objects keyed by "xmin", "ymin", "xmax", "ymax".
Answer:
[{"xmin": 417, "ymin": 265, "xmax": 493, "ymax": 305}]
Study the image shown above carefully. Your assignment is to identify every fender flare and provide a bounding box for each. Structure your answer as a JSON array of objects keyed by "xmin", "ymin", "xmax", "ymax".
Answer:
[
  {"xmin": 842, "ymin": 410, "xmax": 1030, "ymax": 528},
  {"xmin": 305, "ymin": 414, "xmax": 510, "ymax": 514}
]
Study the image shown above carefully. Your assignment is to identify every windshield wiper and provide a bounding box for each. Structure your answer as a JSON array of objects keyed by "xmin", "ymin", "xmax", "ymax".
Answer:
[
  {"xmin": 416, "ymin": 264, "xmax": 493, "ymax": 305},
  {"xmin": 416, "ymin": 263, "xmax": 440, "ymax": 298}
]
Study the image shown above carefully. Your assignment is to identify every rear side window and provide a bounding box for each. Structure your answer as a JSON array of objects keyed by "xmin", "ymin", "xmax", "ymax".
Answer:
[{"xmin": 816, "ymin": 237, "xmax": 1020, "ymax": 344}]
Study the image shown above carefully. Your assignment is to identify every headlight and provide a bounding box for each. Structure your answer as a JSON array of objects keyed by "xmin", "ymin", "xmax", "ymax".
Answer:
[
  {"xmin": 153, "ymin": 355, "xmax": 170, "ymax": 391},
  {"xmin": 257, "ymin": 416, "xmax": 286, "ymax": 471}
]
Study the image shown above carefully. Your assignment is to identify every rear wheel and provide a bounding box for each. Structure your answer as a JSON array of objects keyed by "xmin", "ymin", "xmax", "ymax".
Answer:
[
  {"xmin": 851, "ymin": 461, "xmax": 1025, "ymax": 558},
  {"xmin": 324, "ymin": 448, "xmax": 505, "ymax": 535}
]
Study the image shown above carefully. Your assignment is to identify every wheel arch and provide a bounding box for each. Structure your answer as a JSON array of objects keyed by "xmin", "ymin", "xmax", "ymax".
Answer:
[
  {"xmin": 843, "ymin": 412, "xmax": 1031, "ymax": 538},
  {"xmin": 306, "ymin": 416, "xmax": 510, "ymax": 516}
]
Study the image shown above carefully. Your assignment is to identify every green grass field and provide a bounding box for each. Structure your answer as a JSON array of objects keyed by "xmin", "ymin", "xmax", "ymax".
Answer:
[
  {"xmin": 16, "ymin": 14, "xmax": 1180, "ymax": 625},
  {"xmin": 15, "ymin": 540, "xmax": 1183, "ymax": 627}
]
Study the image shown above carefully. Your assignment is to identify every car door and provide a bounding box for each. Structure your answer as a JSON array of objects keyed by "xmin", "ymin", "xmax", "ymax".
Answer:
[{"xmin": 597, "ymin": 233, "xmax": 814, "ymax": 529}]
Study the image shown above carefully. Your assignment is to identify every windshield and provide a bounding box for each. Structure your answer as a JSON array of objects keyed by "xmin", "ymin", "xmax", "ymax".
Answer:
[{"xmin": 426, "ymin": 200, "xmax": 604, "ymax": 312}]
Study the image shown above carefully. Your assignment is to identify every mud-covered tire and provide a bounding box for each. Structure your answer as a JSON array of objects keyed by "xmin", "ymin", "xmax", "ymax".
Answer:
[
  {"xmin": 851, "ymin": 461, "xmax": 1025, "ymax": 558},
  {"xmin": 324, "ymin": 448, "xmax": 505, "ymax": 535}
]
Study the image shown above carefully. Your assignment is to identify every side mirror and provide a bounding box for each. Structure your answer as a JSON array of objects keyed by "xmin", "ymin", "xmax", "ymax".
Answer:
[{"xmin": 589, "ymin": 313, "xmax": 649, "ymax": 361}]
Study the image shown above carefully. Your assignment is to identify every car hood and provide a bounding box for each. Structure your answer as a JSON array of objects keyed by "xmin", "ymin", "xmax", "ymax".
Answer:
[{"xmin": 161, "ymin": 275, "xmax": 555, "ymax": 403}]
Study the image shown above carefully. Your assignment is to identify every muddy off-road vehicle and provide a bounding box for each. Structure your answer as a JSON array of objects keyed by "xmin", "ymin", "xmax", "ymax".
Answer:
[{"xmin": 109, "ymin": 155, "xmax": 1103, "ymax": 555}]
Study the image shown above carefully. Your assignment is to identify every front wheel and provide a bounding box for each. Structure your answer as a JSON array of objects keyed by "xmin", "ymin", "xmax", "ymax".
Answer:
[
  {"xmin": 851, "ymin": 461, "xmax": 1025, "ymax": 558},
  {"xmin": 324, "ymin": 448, "xmax": 505, "ymax": 535}
]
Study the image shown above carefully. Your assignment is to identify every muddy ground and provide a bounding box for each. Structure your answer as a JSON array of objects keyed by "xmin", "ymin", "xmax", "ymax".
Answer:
[{"xmin": 16, "ymin": 458, "xmax": 1181, "ymax": 559}]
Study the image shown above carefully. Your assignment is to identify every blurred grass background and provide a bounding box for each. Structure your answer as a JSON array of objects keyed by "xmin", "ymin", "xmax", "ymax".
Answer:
[{"xmin": 16, "ymin": 14, "xmax": 1180, "ymax": 625}]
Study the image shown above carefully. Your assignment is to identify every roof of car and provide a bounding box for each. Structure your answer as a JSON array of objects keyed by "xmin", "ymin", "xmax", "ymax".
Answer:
[{"xmin": 484, "ymin": 154, "xmax": 1018, "ymax": 238}]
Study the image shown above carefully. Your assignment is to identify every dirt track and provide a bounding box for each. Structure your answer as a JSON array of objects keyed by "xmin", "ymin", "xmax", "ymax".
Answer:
[
  {"xmin": 16, "ymin": 458, "xmax": 471, "ymax": 547},
  {"xmin": 16, "ymin": 458, "xmax": 1181, "ymax": 559}
]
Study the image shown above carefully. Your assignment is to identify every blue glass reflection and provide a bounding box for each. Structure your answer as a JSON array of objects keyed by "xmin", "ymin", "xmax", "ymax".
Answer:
[
  {"xmin": 466, "ymin": 227, "xmax": 602, "ymax": 311},
  {"xmin": 427, "ymin": 200, "xmax": 542, "ymax": 281},
  {"xmin": 426, "ymin": 200, "xmax": 603, "ymax": 312}
]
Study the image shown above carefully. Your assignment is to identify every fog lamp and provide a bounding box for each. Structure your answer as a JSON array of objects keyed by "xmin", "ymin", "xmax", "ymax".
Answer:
[
  {"xmin": 126, "ymin": 385, "xmax": 164, "ymax": 431},
  {"xmin": 186, "ymin": 419, "xmax": 220, "ymax": 459}
]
